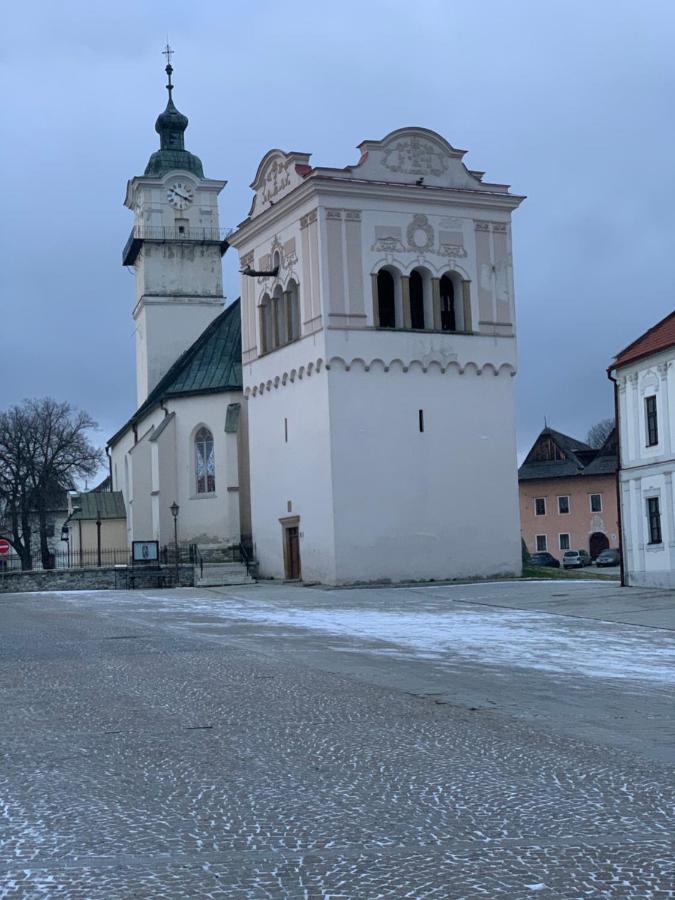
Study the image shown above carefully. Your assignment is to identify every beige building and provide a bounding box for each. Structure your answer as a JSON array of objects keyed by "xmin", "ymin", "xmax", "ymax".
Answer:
[
  {"xmin": 66, "ymin": 491, "xmax": 127, "ymax": 565},
  {"xmin": 519, "ymin": 427, "xmax": 619, "ymax": 562}
]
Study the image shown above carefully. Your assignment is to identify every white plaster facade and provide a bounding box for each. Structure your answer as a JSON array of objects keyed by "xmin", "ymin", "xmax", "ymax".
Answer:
[
  {"xmin": 613, "ymin": 345, "xmax": 675, "ymax": 587},
  {"xmin": 229, "ymin": 128, "xmax": 524, "ymax": 584},
  {"xmin": 109, "ymin": 88, "xmax": 245, "ymax": 552},
  {"xmin": 124, "ymin": 170, "xmax": 227, "ymax": 406},
  {"xmin": 110, "ymin": 393, "xmax": 243, "ymax": 549}
]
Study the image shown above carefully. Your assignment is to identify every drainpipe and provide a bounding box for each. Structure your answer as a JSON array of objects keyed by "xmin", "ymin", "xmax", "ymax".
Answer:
[{"xmin": 607, "ymin": 367, "xmax": 625, "ymax": 587}]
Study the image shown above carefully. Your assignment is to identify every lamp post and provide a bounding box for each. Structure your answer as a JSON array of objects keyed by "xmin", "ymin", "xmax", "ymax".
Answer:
[
  {"xmin": 170, "ymin": 501, "xmax": 180, "ymax": 586},
  {"xmin": 96, "ymin": 507, "xmax": 102, "ymax": 568}
]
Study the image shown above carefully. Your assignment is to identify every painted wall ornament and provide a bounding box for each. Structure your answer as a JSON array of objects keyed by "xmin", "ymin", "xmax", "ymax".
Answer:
[
  {"xmin": 383, "ymin": 137, "xmax": 449, "ymax": 177},
  {"xmin": 407, "ymin": 214, "xmax": 435, "ymax": 253},
  {"xmin": 261, "ymin": 158, "xmax": 292, "ymax": 204}
]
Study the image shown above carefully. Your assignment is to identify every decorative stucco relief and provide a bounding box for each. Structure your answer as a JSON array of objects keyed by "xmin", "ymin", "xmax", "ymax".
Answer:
[
  {"xmin": 261, "ymin": 158, "xmax": 292, "ymax": 205},
  {"xmin": 382, "ymin": 137, "xmax": 449, "ymax": 177},
  {"xmin": 371, "ymin": 226, "xmax": 406, "ymax": 254},
  {"xmin": 406, "ymin": 214, "xmax": 434, "ymax": 253},
  {"xmin": 299, "ymin": 210, "xmax": 318, "ymax": 229}
]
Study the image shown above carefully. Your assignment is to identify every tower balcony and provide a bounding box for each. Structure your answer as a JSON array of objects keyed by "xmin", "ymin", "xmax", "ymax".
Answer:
[{"xmin": 122, "ymin": 224, "xmax": 233, "ymax": 266}]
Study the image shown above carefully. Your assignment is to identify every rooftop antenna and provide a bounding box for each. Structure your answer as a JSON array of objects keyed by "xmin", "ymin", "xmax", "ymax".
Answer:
[{"xmin": 162, "ymin": 41, "xmax": 174, "ymax": 99}]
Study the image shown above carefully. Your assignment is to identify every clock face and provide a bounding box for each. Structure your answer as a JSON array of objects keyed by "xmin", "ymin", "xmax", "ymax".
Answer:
[{"xmin": 166, "ymin": 181, "xmax": 194, "ymax": 210}]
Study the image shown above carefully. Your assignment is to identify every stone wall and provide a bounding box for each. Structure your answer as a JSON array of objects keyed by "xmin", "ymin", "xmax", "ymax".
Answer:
[{"xmin": 0, "ymin": 565, "xmax": 194, "ymax": 594}]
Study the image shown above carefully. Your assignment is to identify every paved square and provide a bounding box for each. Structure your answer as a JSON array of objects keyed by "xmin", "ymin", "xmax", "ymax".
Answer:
[{"xmin": 0, "ymin": 581, "xmax": 673, "ymax": 897}]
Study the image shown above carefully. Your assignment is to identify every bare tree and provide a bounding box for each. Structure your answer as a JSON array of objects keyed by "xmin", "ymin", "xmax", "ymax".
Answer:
[
  {"xmin": 586, "ymin": 417, "xmax": 615, "ymax": 449},
  {"xmin": 0, "ymin": 399, "xmax": 104, "ymax": 570}
]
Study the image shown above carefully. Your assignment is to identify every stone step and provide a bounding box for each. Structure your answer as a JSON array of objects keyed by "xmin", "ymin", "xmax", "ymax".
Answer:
[{"xmin": 194, "ymin": 561, "xmax": 254, "ymax": 587}]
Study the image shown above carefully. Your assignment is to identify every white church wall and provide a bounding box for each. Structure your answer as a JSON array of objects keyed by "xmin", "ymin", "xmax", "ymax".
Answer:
[
  {"xmin": 161, "ymin": 394, "xmax": 241, "ymax": 547},
  {"xmin": 129, "ymin": 429, "xmax": 154, "ymax": 541},
  {"xmin": 327, "ymin": 364, "xmax": 521, "ymax": 583},
  {"xmin": 110, "ymin": 392, "xmax": 243, "ymax": 550}
]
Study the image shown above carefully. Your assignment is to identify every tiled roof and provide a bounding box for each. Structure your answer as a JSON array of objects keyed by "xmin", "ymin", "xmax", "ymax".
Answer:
[
  {"xmin": 610, "ymin": 310, "xmax": 675, "ymax": 370},
  {"xmin": 71, "ymin": 491, "xmax": 126, "ymax": 520},
  {"xmin": 109, "ymin": 300, "xmax": 242, "ymax": 447}
]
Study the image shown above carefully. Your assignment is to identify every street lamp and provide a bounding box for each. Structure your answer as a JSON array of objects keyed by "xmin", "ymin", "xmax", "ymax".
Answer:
[{"xmin": 170, "ymin": 501, "xmax": 180, "ymax": 586}]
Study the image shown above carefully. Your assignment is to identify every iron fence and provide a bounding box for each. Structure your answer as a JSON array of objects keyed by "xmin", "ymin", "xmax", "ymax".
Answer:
[{"xmin": 0, "ymin": 548, "xmax": 130, "ymax": 572}]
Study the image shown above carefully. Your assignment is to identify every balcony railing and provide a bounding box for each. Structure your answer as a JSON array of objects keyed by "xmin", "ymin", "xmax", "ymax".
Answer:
[{"xmin": 123, "ymin": 225, "xmax": 233, "ymax": 266}]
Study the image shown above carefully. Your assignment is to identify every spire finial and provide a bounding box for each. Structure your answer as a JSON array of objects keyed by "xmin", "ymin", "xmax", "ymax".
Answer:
[{"xmin": 162, "ymin": 42, "xmax": 174, "ymax": 99}]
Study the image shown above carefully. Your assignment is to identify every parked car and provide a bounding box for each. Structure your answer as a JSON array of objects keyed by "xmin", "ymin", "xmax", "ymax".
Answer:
[
  {"xmin": 563, "ymin": 549, "xmax": 592, "ymax": 569},
  {"xmin": 529, "ymin": 551, "xmax": 561, "ymax": 569},
  {"xmin": 595, "ymin": 548, "xmax": 621, "ymax": 567}
]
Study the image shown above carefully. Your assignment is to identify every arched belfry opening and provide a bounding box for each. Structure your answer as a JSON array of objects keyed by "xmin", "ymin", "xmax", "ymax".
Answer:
[
  {"xmin": 409, "ymin": 270, "xmax": 425, "ymax": 329},
  {"xmin": 440, "ymin": 275, "xmax": 456, "ymax": 332},
  {"xmin": 377, "ymin": 269, "xmax": 396, "ymax": 328}
]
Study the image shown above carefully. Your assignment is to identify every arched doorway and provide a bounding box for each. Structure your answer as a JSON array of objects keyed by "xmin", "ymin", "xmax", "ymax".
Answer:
[{"xmin": 589, "ymin": 532, "xmax": 609, "ymax": 559}]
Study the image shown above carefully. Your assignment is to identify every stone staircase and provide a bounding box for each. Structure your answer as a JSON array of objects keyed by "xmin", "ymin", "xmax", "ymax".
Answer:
[{"xmin": 194, "ymin": 544, "xmax": 255, "ymax": 587}]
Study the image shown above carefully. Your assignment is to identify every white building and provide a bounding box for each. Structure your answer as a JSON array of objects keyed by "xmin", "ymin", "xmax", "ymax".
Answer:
[
  {"xmin": 109, "ymin": 61, "xmax": 248, "ymax": 554},
  {"xmin": 228, "ymin": 127, "xmax": 525, "ymax": 584},
  {"xmin": 110, "ymin": 60, "xmax": 526, "ymax": 584},
  {"xmin": 610, "ymin": 312, "xmax": 675, "ymax": 587}
]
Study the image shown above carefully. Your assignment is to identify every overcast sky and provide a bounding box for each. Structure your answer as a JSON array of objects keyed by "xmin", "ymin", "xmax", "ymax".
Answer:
[{"xmin": 3, "ymin": 0, "xmax": 674, "ymax": 460}]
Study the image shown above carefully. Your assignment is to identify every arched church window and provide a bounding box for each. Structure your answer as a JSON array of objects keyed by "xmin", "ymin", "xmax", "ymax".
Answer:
[
  {"xmin": 377, "ymin": 269, "xmax": 396, "ymax": 328},
  {"xmin": 195, "ymin": 427, "xmax": 215, "ymax": 494},
  {"xmin": 440, "ymin": 274, "xmax": 456, "ymax": 332},
  {"xmin": 287, "ymin": 280, "xmax": 300, "ymax": 342},
  {"xmin": 409, "ymin": 270, "xmax": 425, "ymax": 329}
]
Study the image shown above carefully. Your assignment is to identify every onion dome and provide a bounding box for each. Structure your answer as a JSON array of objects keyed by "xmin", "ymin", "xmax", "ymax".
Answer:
[{"xmin": 144, "ymin": 47, "xmax": 204, "ymax": 178}]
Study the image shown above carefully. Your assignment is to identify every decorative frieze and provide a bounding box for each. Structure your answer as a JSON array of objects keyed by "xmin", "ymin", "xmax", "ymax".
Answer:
[
  {"xmin": 299, "ymin": 209, "xmax": 318, "ymax": 229},
  {"xmin": 382, "ymin": 136, "xmax": 449, "ymax": 177}
]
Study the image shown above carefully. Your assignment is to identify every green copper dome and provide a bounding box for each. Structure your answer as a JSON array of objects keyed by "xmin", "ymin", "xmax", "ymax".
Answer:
[{"xmin": 144, "ymin": 65, "xmax": 204, "ymax": 178}]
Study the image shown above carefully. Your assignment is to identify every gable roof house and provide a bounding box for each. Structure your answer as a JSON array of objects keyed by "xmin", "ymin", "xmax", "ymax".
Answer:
[{"xmin": 519, "ymin": 426, "xmax": 619, "ymax": 562}]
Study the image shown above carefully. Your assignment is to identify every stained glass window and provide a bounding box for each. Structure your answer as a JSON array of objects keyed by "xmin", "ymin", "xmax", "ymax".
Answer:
[{"xmin": 195, "ymin": 427, "xmax": 215, "ymax": 494}]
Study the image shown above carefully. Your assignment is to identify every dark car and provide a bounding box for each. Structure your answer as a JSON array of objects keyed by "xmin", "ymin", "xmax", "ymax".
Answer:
[
  {"xmin": 530, "ymin": 551, "xmax": 561, "ymax": 569},
  {"xmin": 595, "ymin": 548, "xmax": 621, "ymax": 567}
]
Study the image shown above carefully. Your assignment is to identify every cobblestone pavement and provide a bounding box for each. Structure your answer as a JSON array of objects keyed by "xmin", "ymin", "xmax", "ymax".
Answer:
[{"xmin": 0, "ymin": 585, "xmax": 673, "ymax": 898}]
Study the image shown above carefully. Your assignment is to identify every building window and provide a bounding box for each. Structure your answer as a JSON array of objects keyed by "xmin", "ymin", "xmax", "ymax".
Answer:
[
  {"xmin": 286, "ymin": 280, "xmax": 300, "ymax": 342},
  {"xmin": 440, "ymin": 274, "xmax": 456, "ymax": 332},
  {"xmin": 535, "ymin": 497, "xmax": 546, "ymax": 516},
  {"xmin": 645, "ymin": 395, "xmax": 658, "ymax": 446},
  {"xmin": 195, "ymin": 427, "xmax": 215, "ymax": 494},
  {"xmin": 559, "ymin": 533, "xmax": 570, "ymax": 551},
  {"xmin": 557, "ymin": 496, "xmax": 570, "ymax": 515},
  {"xmin": 409, "ymin": 269, "xmax": 426, "ymax": 329},
  {"xmin": 260, "ymin": 294, "xmax": 274, "ymax": 354},
  {"xmin": 647, "ymin": 497, "xmax": 662, "ymax": 544},
  {"xmin": 376, "ymin": 269, "xmax": 396, "ymax": 328},
  {"xmin": 590, "ymin": 493, "xmax": 602, "ymax": 513},
  {"xmin": 418, "ymin": 409, "xmax": 424, "ymax": 433},
  {"xmin": 536, "ymin": 534, "xmax": 547, "ymax": 551}
]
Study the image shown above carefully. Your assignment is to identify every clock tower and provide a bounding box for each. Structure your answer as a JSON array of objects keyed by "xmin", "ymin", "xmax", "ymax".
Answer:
[{"xmin": 122, "ymin": 49, "xmax": 227, "ymax": 405}]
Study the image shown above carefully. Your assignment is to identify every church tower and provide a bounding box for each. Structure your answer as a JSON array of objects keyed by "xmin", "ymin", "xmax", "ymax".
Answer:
[
  {"xmin": 122, "ymin": 49, "xmax": 227, "ymax": 405},
  {"xmin": 229, "ymin": 128, "xmax": 524, "ymax": 585}
]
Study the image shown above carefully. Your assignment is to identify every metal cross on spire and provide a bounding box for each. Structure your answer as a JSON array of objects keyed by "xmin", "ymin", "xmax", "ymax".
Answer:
[{"xmin": 162, "ymin": 42, "xmax": 174, "ymax": 98}]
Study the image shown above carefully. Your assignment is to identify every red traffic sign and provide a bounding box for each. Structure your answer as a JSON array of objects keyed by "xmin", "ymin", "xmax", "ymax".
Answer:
[{"xmin": 0, "ymin": 539, "xmax": 10, "ymax": 556}]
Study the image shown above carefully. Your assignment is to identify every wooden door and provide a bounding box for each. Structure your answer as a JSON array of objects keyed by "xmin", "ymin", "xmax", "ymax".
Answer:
[{"xmin": 286, "ymin": 526, "xmax": 301, "ymax": 580}]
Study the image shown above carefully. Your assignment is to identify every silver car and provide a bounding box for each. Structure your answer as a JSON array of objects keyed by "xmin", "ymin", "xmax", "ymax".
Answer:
[{"xmin": 563, "ymin": 549, "xmax": 591, "ymax": 569}]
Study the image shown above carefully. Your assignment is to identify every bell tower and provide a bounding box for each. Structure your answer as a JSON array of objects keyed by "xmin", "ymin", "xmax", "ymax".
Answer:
[{"xmin": 122, "ymin": 46, "xmax": 228, "ymax": 406}]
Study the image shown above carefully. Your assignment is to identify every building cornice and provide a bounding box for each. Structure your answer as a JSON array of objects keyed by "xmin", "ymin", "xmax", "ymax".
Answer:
[{"xmin": 228, "ymin": 175, "xmax": 523, "ymax": 248}]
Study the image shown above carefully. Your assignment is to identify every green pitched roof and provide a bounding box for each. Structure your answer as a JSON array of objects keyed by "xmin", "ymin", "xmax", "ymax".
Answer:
[
  {"xmin": 71, "ymin": 491, "xmax": 126, "ymax": 520},
  {"xmin": 109, "ymin": 300, "xmax": 242, "ymax": 447}
]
